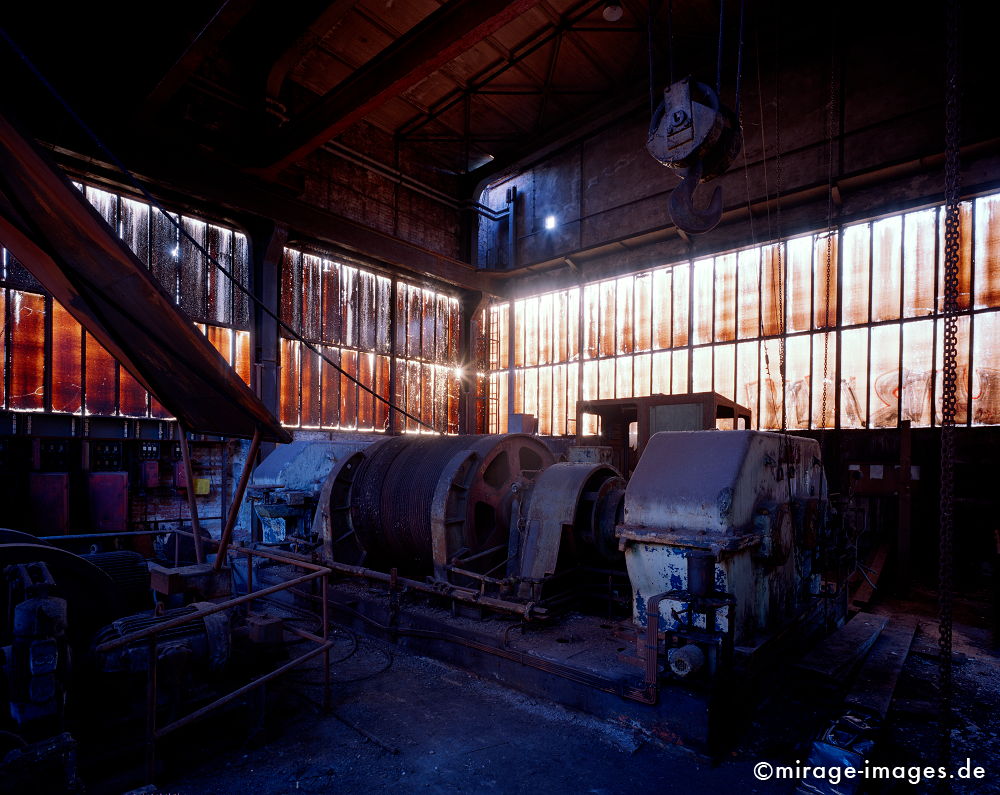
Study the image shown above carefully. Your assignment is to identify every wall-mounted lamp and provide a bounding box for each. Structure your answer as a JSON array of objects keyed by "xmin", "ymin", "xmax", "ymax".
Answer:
[{"xmin": 544, "ymin": 215, "xmax": 557, "ymax": 230}]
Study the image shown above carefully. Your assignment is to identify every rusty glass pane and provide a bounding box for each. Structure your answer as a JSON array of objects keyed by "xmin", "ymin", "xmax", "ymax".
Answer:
[
  {"xmin": 119, "ymin": 367, "xmax": 148, "ymax": 418},
  {"xmin": 840, "ymin": 327, "xmax": 868, "ymax": 428},
  {"xmin": 359, "ymin": 271, "xmax": 376, "ymax": 353},
  {"xmin": 538, "ymin": 294, "xmax": 553, "ymax": 365},
  {"xmin": 85, "ymin": 185, "xmax": 116, "ymax": 227},
  {"xmin": 738, "ymin": 248, "xmax": 760, "ymax": 339},
  {"xmin": 513, "ymin": 369, "xmax": 524, "ymax": 415},
  {"xmin": 672, "ymin": 350, "xmax": 688, "ymax": 394},
  {"xmin": 234, "ymin": 233, "xmax": 250, "ymax": 328},
  {"xmin": 421, "ymin": 290, "xmax": 436, "ymax": 363},
  {"xmin": 903, "ymin": 209, "xmax": 936, "ymax": 318},
  {"xmin": 376, "ymin": 276, "xmax": 391, "ymax": 354},
  {"xmin": 714, "ymin": 253, "xmax": 737, "ymax": 342},
  {"xmin": 206, "ymin": 225, "xmax": 232, "ymax": 325},
  {"xmin": 616, "ymin": 276, "xmax": 634, "ymax": 354},
  {"xmin": 934, "ymin": 315, "xmax": 970, "ymax": 425},
  {"xmin": 523, "ymin": 297, "xmax": 539, "ymax": 367},
  {"xmin": 786, "ymin": 237, "xmax": 812, "ymax": 333},
  {"xmin": 692, "ymin": 258, "xmax": 713, "ymax": 344},
  {"xmin": 900, "ymin": 320, "xmax": 933, "ymax": 426},
  {"xmin": 736, "ymin": 341, "xmax": 759, "ymax": 427},
  {"xmin": 281, "ymin": 248, "xmax": 301, "ymax": 332},
  {"xmin": 566, "ymin": 364, "xmax": 578, "ymax": 435},
  {"xmin": 512, "ymin": 300, "xmax": 525, "ymax": 367},
  {"xmin": 376, "ymin": 354, "xmax": 391, "ymax": 430},
  {"xmin": 207, "ymin": 326, "xmax": 232, "ymax": 365},
  {"xmin": 151, "ymin": 397, "xmax": 172, "ymax": 419},
  {"xmin": 672, "ymin": 264, "xmax": 690, "ymax": 347},
  {"xmin": 342, "ymin": 266, "xmax": 358, "ymax": 350},
  {"xmin": 321, "ymin": 259, "xmax": 341, "ymax": 344},
  {"xmin": 810, "ymin": 232, "xmax": 837, "ymax": 332},
  {"xmin": 279, "ymin": 338, "xmax": 300, "ymax": 426},
  {"xmin": 340, "ymin": 350, "xmax": 359, "ymax": 430},
  {"xmin": 714, "ymin": 343, "xmax": 735, "ymax": 409},
  {"xmin": 9, "ymin": 291, "xmax": 45, "ymax": 411},
  {"xmin": 634, "ymin": 274, "xmax": 652, "ymax": 352},
  {"xmin": 692, "ymin": 347, "xmax": 712, "ymax": 392},
  {"xmin": 582, "ymin": 360, "xmax": 598, "ymax": 401},
  {"xmin": 179, "ymin": 217, "xmax": 207, "ymax": 320},
  {"xmin": 634, "ymin": 353, "xmax": 651, "ymax": 398},
  {"xmin": 599, "ymin": 280, "xmax": 615, "ymax": 357},
  {"xmin": 522, "ymin": 367, "xmax": 537, "ymax": 421},
  {"xmin": 583, "ymin": 284, "xmax": 599, "ymax": 359},
  {"xmin": 537, "ymin": 366, "xmax": 552, "ymax": 435},
  {"xmin": 937, "ymin": 201, "xmax": 972, "ymax": 312},
  {"xmin": 51, "ymin": 300, "xmax": 82, "ymax": 414},
  {"xmin": 567, "ymin": 288, "xmax": 580, "ymax": 362},
  {"xmin": 302, "ymin": 254, "xmax": 322, "ymax": 342},
  {"xmin": 761, "ymin": 244, "xmax": 784, "ymax": 337},
  {"xmin": 85, "ymin": 334, "xmax": 116, "ymax": 416},
  {"xmin": 652, "ymin": 351, "xmax": 671, "ymax": 395},
  {"xmin": 760, "ymin": 338, "xmax": 784, "ymax": 429},
  {"xmin": 554, "ymin": 293, "xmax": 569, "ymax": 363},
  {"xmin": 552, "ymin": 364, "xmax": 566, "ymax": 435},
  {"xmin": 615, "ymin": 355, "xmax": 632, "ymax": 399},
  {"xmin": 235, "ymin": 330, "xmax": 251, "ymax": 385},
  {"xmin": 120, "ymin": 198, "xmax": 149, "ymax": 267},
  {"xmin": 598, "ymin": 358, "xmax": 615, "ymax": 400},
  {"xmin": 358, "ymin": 352, "xmax": 374, "ymax": 429},
  {"xmin": 975, "ymin": 195, "xmax": 1000, "ymax": 309},
  {"xmin": 972, "ymin": 312, "xmax": 1000, "ymax": 425},
  {"xmin": 151, "ymin": 208, "xmax": 179, "ymax": 302},
  {"xmin": 811, "ymin": 333, "xmax": 837, "ymax": 429},
  {"xmin": 870, "ymin": 324, "xmax": 900, "ymax": 428},
  {"xmin": 872, "ymin": 217, "xmax": 902, "ymax": 322},
  {"xmin": 652, "ymin": 268, "xmax": 672, "ymax": 350},
  {"xmin": 447, "ymin": 367, "xmax": 460, "ymax": 434},
  {"xmin": 300, "ymin": 346, "xmax": 321, "ymax": 427},
  {"xmin": 448, "ymin": 298, "xmax": 460, "ymax": 366},
  {"xmin": 841, "ymin": 223, "xmax": 870, "ymax": 326},
  {"xmin": 321, "ymin": 347, "xmax": 342, "ymax": 428},
  {"xmin": 785, "ymin": 335, "xmax": 810, "ymax": 429}
]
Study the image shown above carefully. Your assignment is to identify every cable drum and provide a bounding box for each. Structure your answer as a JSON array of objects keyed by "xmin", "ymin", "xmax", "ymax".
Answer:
[{"xmin": 346, "ymin": 434, "xmax": 554, "ymax": 576}]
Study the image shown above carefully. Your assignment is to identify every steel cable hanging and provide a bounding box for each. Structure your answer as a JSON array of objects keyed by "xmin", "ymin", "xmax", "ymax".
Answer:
[{"xmin": 0, "ymin": 25, "xmax": 440, "ymax": 433}]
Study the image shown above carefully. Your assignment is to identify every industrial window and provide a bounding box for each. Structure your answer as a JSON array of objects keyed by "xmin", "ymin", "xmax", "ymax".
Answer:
[
  {"xmin": 490, "ymin": 191, "xmax": 1000, "ymax": 433},
  {"xmin": 0, "ymin": 183, "xmax": 251, "ymax": 419},
  {"xmin": 279, "ymin": 249, "xmax": 461, "ymax": 433}
]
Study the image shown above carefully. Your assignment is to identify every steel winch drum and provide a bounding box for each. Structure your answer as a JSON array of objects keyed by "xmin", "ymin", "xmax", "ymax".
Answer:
[{"xmin": 339, "ymin": 434, "xmax": 554, "ymax": 574}]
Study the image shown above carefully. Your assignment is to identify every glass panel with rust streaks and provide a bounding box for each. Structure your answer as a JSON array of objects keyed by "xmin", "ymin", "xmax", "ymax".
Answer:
[
  {"xmin": 342, "ymin": 350, "xmax": 361, "ymax": 430},
  {"xmin": 85, "ymin": 185, "xmax": 116, "ymax": 227},
  {"xmin": 207, "ymin": 326, "xmax": 233, "ymax": 366},
  {"xmin": 634, "ymin": 353, "xmax": 651, "ymax": 398},
  {"xmin": 51, "ymin": 300, "xmax": 82, "ymax": 414},
  {"xmin": 300, "ymin": 346, "xmax": 321, "ymax": 427},
  {"xmin": 376, "ymin": 355, "xmax": 391, "ymax": 431},
  {"xmin": 975, "ymin": 195, "xmax": 1000, "ymax": 310},
  {"xmin": 737, "ymin": 249, "xmax": 760, "ymax": 340},
  {"xmin": 375, "ymin": 276, "xmax": 391, "ymax": 354},
  {"xmin": 599, "ymin": 281, "xmax": 616, "ymax": 357},
  {"xmin": 714, "ymin": 253, "xmax": 737, "ymax": 342},
  {"xmin": 567, "ymin": 288, "xmax": 580, "ymax": 363},
  {"xmin": 616, "ymin": 276, "xmax": 634, "ymax": 354},
  {"xmin": 692, "ymin": 347, "xmax": 712, "ymax": 392},
  {"xmin": 759, "ymin": 338, "xmax": 785, "ymax": 429},
  {"xmin": 971, "ymin": 312, "xmax": 1000, "ymax": 425},
  {"xmin": 119, "ymin": 368, "xmax": 148, "ymax": 418},
  {"xmin": 634, "ymin": 274, "xmax": 652, "ymax": 352},
  {"xmin": 513, "ymin": 300, "xmax": 526, "ymax": 367},
  {"xmin": 321, "ymin": 259, "xmax": 341, "ymax": 344},
  {"xmin": 692, "ymin": 257, "xmax": 714, "ymax": 344},
  {"xmin": 582, "ymin": 360, "xmax": 598, "ymax": 402},
  {"xmin": 841, "ymin": 223, "xmax": 870, "ymax": 326},
  {"xmin": 934, "ymin": 315, "xmax": 971, "ymax": 425},
  {"xmin": 552, "ymin": 364, "xmax": 567, "ymax": 435},
  {"xmin": 120, "ymin": 198, "xmax": 149, "ymax": 267},
  {"xmin": 811, "ymin": 333, "xmax": 837, "ymax": 429},
  {"xmin": 421, "ymin": 362, "xmax": 434, "ymax": 430},
  {"xmin": 522, "ymin": 367, "xmax": 538, "ymax": 422},
  {"xmin": 903, "ymin": 208, "xmax": 936, "ymax": 318},
  {"xmin": 233, "ymin": 233, "xmax": 250, "ymax": 328},
  {"xmin": 839, "ymin": 327, "xmax": 868, "ymax": 428},
  {"xmin": 0, "ymin": 289, "xmax": 4, "ymax": 406},
  {"xmin": 279, "ymin": 338, "xmax": 300, "ymax": 426},
  {"xmin": 358, "ymin": 271, "xmax": 376, "ymax": 354},
  {"xmin": 901, "ymin": 320, "xmax": 933, "ymax": 426},
  {"xmin": 321, "ymin": 347, "xmax": 342, "ymax": 428},
  {"xmin": 760, "ymin": 244, "xmax": 785, "ymax": 337},
  {"xmin": 11, "ymin": 292, "xmax": 48, "ymax": 411},
  {"xmin": 672, "ymin": 350, "xmax": 688, "ymax": 394},
  {"xmin": 537, "ymin": 366, "xmax": 553, "ymax": 435},
  {"xmin": 714, "ymin": 344, "xmax": 736, "ymax": 413},
  {"xmin": 599, "ymin": 358, "xmax": 615, "ymax": 399},
  {"xmin": 869, "ymin": 324, "xmax": 900, "ymax": 428},
  {"xmin": 937, "ymin": 201, "xmax": 973, "ymax": 312},
  {"xmin": 652, "ymin": 268, "xmax": 672, "ymax": 350},
  {"xmin": 583, "ymin": 284, "xmax": 600, "ymax": 359},
  {"xmin": 566, "ymin": 364, "xmax": 578, "ymax": 435},
  {"xmin": 151, "ymin": 209, "xmax": 180, "ymax": 303},
  {"xmin": 553, "ymin": 292, "xmax": 569, "ymax": 364},
  {"xmin": 448, "ymin": 368, "xmax": 461, "ymax": 434},
  {"xmin": 301, "ymin": 254, "xmax": 323, "ymax": 342},
  {"xmin": 179, "ymin": 217, "xmax": 208, "ymax": 320},
  {"xmin": 497, "ymin": 303, "xmax": 510, "ymax": 369},
  {"xmin": 616, "ymin": 355, "xmax": 633, "ymax": 399},
  {"xmin": 343, "ymin": 266, "xmax": 359, "ymax": 351},
  {"xmin": 538, "ymin": 294, "xmax": 553, "ymax": 366},
  {"xmin": 433, "ymin": 363, "xmax": 447, "ymax": 432},
  {"xmin": 871, "ymin": 217, "xmax": 902, "ymax": 322},
  {"xmin": 421, "ymin": 290, "xmax": 437, "ymax": 363},
  {"xmin": 85, "ymin": 334, "xmax": 117, "ymax": 416},
  {"xmin": 736, "ymin": 341, "xmax": 759, "ymax": 428},
  {"xmin": 448, "ymin": 299, "xmax": 461, "ymax": 366},
  {"xmin": 652, "ymin": 351, "xmax": 671, "ymax": 395},
  {"xmin": 394, "ymin": 285, "xmax": 407, "ymax": 357},
  {"xmin": 206, "ymin": 225, "xmax": 232, "ymax": 325},
  {"xmin": 785, "ymin": 237, "xmax": 812, "ymax": 334},
  {"xmin": 813, "ymin": 232, "xmax": 838, "ymax": 329},
  {"xmin": 784, "ymin": 335, "xmax": 811, "ymax": 429},
  {"xmin": 357, "ymin": 352, "xmax": 375, "ymax": 430},
  {"xmin": 493, "ymin": 374, "xmax": 508, "ymax": 433},
  {"xmin": 235, "ymin": 330, "xmax": 251, "ymax": 385},
  {"xmin": 523, "ymin": 297, "xmax": 539, "ymax": 367},
  {"xmin": 281, "ymin": 249, "xmax": 301, "ymax": 332}
]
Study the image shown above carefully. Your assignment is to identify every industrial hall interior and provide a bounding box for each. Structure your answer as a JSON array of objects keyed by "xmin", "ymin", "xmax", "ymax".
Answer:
[{"xmin": 0, "ymin": 1, "xmax": 997, "ymax": 793}]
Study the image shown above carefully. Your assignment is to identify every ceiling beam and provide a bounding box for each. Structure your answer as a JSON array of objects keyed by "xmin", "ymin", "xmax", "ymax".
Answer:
[
  {"xmin": 255, "ymin": 0, "xmax": 544, "ymax": 177},
  {"xmin": 139, "ymin": 0, "xmax": 258, "ymax": 121}
]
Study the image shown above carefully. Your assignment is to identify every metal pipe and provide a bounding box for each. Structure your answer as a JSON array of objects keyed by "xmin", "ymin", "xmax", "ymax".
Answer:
[
  {"xmin": 177, "ymin": 425, "xmax": 205, "ymax": 564},
  {"xmin": 214, "ymin": 428, "xmax": 261, "ymax": 571},
  {"xmin": 96, "ymin": 568, "xmax": 327, "ymax": 653},
  {"xmin": 38, "ymin": 527, "xmax": 222, "ymax": 543},
  {"xmin": 154, "ymin": 641, "xmax": 334, "ymax": 739}
]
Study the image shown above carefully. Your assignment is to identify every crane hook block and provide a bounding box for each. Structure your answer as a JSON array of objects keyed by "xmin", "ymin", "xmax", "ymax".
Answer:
[{"xmin": 647, "ymin": 77, "xmax": 742, "ymax": 234}]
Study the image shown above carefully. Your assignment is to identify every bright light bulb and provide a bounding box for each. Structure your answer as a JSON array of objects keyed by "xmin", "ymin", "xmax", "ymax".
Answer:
[{"xmin": 544, "ymin": 215, "xmax": 556, "ymax": 230}]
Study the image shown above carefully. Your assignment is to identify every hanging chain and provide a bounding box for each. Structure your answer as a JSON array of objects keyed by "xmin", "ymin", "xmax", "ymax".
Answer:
[
  {"xmin": 939, "ymin": 0, "xmax": 961, "ymax": 769},
  {"xmin": 821, "ymin": 18, "xmax": 839, "ymax": 430}
]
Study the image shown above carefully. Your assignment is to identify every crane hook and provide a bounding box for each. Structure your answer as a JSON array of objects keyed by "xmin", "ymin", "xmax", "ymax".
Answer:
[{"xmin": 668, "ymin": 158, "xmax": 723, "ymax": 234}]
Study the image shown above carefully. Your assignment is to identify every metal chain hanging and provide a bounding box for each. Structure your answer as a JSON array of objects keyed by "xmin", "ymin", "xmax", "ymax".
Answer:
[
  {"xmin": 939, "ymin": 0, "xmax": 961, "ymax": 770},
  {"xmin": 821, "ymin": 13, "xmax": 839, "ymax": 431}
]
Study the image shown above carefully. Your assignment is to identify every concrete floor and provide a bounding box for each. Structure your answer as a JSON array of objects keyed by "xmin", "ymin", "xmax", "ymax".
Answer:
[{"xmin": 145, "ymin": 593, "xmax": 998, "ymax": 795}]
